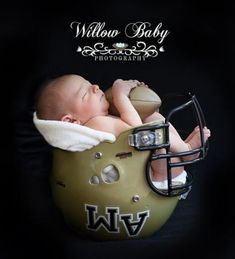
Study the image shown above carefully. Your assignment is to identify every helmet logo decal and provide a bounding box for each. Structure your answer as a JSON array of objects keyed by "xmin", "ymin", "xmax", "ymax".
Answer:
[
  {"xmin": 85, "ymin": 204, "xmax": 150, "ymax": 237},
  {"xmin": 85, "ymin": 204, "xmax": 120, "ymax": 233},
  {"xmin": 119, "ymin": 211, "xmax": 150, "ymax": 237}
]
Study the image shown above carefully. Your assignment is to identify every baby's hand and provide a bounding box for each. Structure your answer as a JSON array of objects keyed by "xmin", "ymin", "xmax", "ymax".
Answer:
[{"xmin": 112, "ymin": 79, "xmax": 140, "ymax": 97}]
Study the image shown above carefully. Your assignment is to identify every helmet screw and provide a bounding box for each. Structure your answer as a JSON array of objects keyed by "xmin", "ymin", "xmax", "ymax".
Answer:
[
  {"xmin": 141, "ymin": 135, "xmax": 149, "ymax": 143},
  {"xmin": 95, "ymin": 152, "xmax": 102, "ymax": 159},
  {"xmin": 132, "ymin": 195, "xmax": 140, "ymax": 202}
]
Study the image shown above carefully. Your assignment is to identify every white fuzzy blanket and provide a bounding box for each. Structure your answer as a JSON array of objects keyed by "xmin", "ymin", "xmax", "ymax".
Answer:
[{"xmin": 33, "ymin": 113, "xmax": 116, "ymax": 152}]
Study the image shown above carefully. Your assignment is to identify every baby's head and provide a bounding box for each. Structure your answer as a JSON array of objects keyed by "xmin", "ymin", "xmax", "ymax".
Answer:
[{"xmin": 36, "ymin": 74, "xmax": 109, "ymax": 124}]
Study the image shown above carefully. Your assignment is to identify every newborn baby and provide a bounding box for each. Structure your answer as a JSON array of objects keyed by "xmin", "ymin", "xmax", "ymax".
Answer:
[{"xmin": 36, "ymin": 74, "xmax": 211, "ymax": 181}]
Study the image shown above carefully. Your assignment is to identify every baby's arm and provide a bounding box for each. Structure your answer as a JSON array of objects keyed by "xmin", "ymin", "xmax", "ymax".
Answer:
[{"xmin": 112, "ymin": 79, "xmax": 142, "ymax": 127}]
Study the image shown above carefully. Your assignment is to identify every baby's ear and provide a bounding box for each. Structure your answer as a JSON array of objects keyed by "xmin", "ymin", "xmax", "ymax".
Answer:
[{"xmin": 61, "ymin": 114, "xmax": 81, "ymax": 124}]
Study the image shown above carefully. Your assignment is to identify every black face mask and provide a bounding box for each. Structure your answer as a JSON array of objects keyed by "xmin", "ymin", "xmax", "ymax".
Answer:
[{"xmin": 129, "ymin": 93, "xmax": 209, "ymax": 197}]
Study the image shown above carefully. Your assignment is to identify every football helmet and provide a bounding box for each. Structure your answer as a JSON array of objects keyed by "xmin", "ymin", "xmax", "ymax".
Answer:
[{"xmin": 50, "ymin": 92, "xmax": 209, "ymax": 240}]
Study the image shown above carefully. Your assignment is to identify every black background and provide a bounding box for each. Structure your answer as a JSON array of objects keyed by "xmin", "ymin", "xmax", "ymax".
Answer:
[{"xmin": 1, "ymin": 1, "xmax": 234, "ymax": 258}]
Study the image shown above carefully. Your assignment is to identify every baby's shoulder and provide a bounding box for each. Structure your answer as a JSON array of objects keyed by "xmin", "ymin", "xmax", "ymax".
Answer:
[
  {"xmin": 86, "ymin": 115, "xmax": 119, "ymax": 125},
  {"xmin": 84, "ymin": 115, "xmax": 118, "ymax": 131},
  {"xmin": 85, "ymin": 115, "xmax": 129, "ymax": 135}
]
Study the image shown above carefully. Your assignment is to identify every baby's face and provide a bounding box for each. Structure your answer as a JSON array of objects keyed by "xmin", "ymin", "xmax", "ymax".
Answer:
[{"xmin": 64, "ymin": 75, "xmax": 109, "ymax": 124}]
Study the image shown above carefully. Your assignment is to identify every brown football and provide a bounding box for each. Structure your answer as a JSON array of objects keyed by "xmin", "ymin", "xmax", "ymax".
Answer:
[{"xmin": 105, "ymin": 84, "xmax": 162, "ymax": 120}]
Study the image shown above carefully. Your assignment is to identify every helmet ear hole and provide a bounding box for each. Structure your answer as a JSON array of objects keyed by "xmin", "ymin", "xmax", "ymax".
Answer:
[
  {"xmin": 101, "ymin": 164, "xmax": 119, "ymax": 183},
  {"xmin": 89, "ymin": 175, "xmax": 100, "ymax": 185}
]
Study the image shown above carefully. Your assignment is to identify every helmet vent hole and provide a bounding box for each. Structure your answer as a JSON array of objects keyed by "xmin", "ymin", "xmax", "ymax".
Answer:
[
  {"xmin": 89, "ymin": 175, "xmax": 100, "ymax": 185},
  {"xmin": 101, "ymin": 165, "xmax": 119, "ymax": 184}
]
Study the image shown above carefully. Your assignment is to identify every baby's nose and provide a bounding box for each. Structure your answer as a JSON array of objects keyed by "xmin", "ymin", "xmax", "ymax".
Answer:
[{"xmin": 92, "ymin": 84, "xmax": 99, "ymax": 93}]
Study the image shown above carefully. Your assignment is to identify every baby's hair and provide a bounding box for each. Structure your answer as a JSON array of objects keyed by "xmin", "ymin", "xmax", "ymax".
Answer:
[{"xmin": 35, "ymin": 76, "xmax": 68, "ymax": 120}]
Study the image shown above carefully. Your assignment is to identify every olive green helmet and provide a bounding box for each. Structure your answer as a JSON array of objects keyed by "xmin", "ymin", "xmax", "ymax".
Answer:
[
  {"xmin": 51, "ymin": 121, "xmax": 179, "ymax": 240},
  {"xmin": 50, "ymin": 90, "xmax": 208, "ymax": 240}
]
